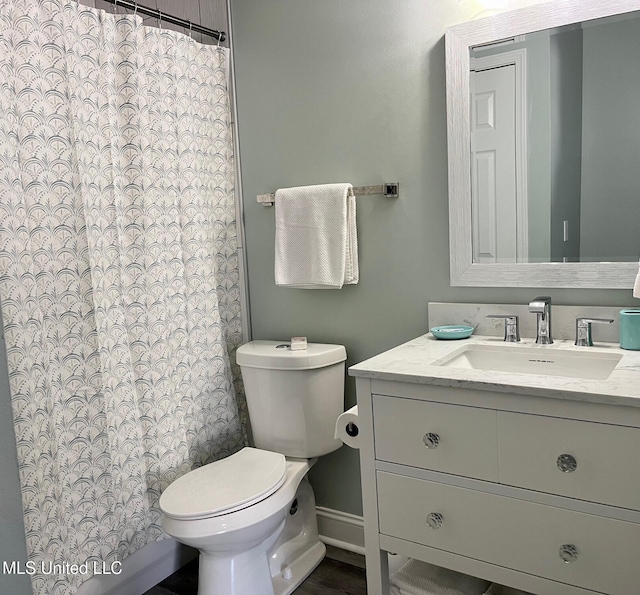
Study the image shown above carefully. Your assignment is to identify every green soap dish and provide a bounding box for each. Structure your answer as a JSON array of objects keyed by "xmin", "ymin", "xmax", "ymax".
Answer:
[{"xmin": 430, "ymin": 325, "xmax": 475, "ymax": 340}]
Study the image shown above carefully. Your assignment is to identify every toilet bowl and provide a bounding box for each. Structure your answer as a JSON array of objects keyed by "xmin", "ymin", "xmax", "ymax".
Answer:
[
  {"xmin": 161, "ymin": 449, "xmax": 322, "ymax": 595},
  {"xmin": 160, "ymin": 341, "xmax": 347, "ymax": 595}
]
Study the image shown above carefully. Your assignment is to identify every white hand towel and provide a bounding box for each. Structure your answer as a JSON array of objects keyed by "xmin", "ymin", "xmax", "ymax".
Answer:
[
  {"xmin": 390, "ymin": 559, "xmax": 491, "ymax": 595},
  {"xmin": 634, "ymin": 259, "xmax": 640, "ymax": 298},
  {"xmin": 274, "ymin": 183, "xmax": 358, "ymax": 289}
]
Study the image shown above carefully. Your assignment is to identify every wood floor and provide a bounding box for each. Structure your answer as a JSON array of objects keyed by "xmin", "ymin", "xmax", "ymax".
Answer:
[{"xmin": 143, "ymin": 546, "xmax": 367, "ymax": 595}]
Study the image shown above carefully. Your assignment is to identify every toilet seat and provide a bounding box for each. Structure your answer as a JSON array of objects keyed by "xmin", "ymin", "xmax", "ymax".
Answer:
[
  {"xmin": 161, "ymin": 458, "xmax": 312, "ymax": 543},
  {"xmin": 159, "ymin": 447, "xmax": 286, "ymax": 520}
]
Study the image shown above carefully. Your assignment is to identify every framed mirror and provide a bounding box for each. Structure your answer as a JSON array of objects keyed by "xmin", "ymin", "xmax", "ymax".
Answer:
[{"xmin": 446, "ymin": 0, "xmax": 640, "ymax": 287}]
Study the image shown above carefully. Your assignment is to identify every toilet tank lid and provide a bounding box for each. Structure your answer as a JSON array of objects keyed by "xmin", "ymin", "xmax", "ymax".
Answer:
[
  {"xmin": 236, "ymin": 340, "xmax": 346, "ymax": 370},
  {"xmin": 159, "ymin": 448, "xmax": 286, "ymax": 520}
]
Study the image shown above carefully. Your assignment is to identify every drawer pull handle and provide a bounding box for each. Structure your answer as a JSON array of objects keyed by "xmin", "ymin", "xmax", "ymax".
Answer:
[
  {"xmin": 423, "ymin": 433, "xmax": 440, "ymax": 449},
  {"xmin": 557, "ymin": 454, "xmax": 577, "ymax": 473},
  {"xmin": 426, "ymin": 512, "xmax": 443, "ymax": 530},
  {"xmin": 559, "ymin": 544, "xmax": 579, "ymax": 563}
]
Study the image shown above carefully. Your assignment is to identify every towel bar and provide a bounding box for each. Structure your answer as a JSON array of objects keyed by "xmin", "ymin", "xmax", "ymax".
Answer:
[{"xmin": 257, "ymin": 183, "xmax": 399, "ymax": 206}]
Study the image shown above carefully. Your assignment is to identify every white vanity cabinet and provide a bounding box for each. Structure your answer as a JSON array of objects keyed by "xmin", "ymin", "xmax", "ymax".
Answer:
[{"xmin": 355, "ymin": 377, "xmax": 640, "ymax": 595}]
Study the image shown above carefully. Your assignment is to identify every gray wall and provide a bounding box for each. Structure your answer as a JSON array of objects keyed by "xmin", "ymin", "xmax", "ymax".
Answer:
[
  {"xmin": 549, "ymin": 27, "xmax": 583, "ymax": 262},
  {"xmin": 524, "ymin": 33, "xmax": 552, "ymax": 263},
  {"xmin": 229, "ymin": 0, "xmax": 640, "ymax": 516},
  {"xmin": 580, "ymin": 16, "xmax": 640, "ymax": 261}
]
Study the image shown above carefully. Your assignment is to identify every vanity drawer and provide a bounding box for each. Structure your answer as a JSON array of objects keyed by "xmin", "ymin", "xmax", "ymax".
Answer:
[
  {"xmin": 498, "ymin": 412, "xmax": 640, "ymax": 510},
  {"xmin": 377, "ymin": 471, "xmax": 640, "ymax": 594},
  {"xmin": 373, "ymin": 395, "xmax": 498, "ymax": 481}
]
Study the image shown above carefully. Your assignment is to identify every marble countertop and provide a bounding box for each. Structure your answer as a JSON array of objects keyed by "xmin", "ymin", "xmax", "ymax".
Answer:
[{"xmin": 348, "ymin": 334, "xmax": 640, "ymax": 407}]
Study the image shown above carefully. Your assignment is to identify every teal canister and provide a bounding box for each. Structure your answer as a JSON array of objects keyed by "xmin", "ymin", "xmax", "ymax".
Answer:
[{"xmin": 620, "ymin": 309, "xmax": 640, "ymax": 350}]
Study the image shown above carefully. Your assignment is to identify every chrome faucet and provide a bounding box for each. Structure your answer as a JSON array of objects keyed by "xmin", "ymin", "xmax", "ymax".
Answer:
[{"xmin": 529, "ymin": 296, "xmax": 553, "ymax": 344}]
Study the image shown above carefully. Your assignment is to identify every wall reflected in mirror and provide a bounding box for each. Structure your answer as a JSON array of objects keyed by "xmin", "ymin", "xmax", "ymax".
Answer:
[{"xmin": 469, "ymin": 11, "xmax": 640, "ymax": 264}]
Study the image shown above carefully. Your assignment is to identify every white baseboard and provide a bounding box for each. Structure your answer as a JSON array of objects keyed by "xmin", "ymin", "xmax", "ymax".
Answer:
[
  {"xmin": 75, "ymin": 539, "xmax": 197, "ymax": 595},
  {"xmin": 316, "ymin": 506, "xmax": 365, "ymax": 556}
]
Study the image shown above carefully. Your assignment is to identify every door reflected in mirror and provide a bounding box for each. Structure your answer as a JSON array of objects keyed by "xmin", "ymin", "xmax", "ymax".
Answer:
[{"xmin": 469, "ymin": 12, "xmax": 640, "ymax": 264}]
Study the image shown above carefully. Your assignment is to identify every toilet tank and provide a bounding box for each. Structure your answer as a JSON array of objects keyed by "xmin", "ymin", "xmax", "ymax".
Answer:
[{"xmin": 236, "ymin": 341, "xmax": 346, "ymax": 458}]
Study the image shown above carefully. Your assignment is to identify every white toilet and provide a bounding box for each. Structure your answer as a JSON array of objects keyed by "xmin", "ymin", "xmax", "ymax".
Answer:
[{"xmin": 159, "ymin": 340, "xmax": 347, "ymax": 595}]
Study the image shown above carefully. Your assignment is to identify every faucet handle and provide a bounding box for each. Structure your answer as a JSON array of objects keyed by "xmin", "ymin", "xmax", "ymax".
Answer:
[
  {"xmin": 486, "ymin": 315, "xmax": 520, "ymax": 342},
  {"xmin": 575, "ymin": 317, "xmax": 613, "ymax": 347}
]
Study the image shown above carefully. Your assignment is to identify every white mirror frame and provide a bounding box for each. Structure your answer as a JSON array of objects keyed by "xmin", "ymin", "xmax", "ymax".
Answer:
[{"xmin": 446, "ymin": 0, "xmax": 640, "ymax": 288}]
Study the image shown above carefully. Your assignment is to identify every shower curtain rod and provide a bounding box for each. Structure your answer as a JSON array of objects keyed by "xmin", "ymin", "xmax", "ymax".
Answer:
[{"xmin": 100, "ymin": 0, "xmax": 226, "ymax": 42}]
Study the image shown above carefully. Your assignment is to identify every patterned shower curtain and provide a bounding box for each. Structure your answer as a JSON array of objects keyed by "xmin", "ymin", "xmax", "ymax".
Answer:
[{"xmin": 0, "ymin": 1, "xmax": 245, "ymax": 594}]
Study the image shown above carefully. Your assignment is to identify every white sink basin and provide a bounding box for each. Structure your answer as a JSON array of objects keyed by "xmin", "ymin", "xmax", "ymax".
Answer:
[{"xmin": 431, "ymin": 343, "xmax": 622, "ymax": 380}]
